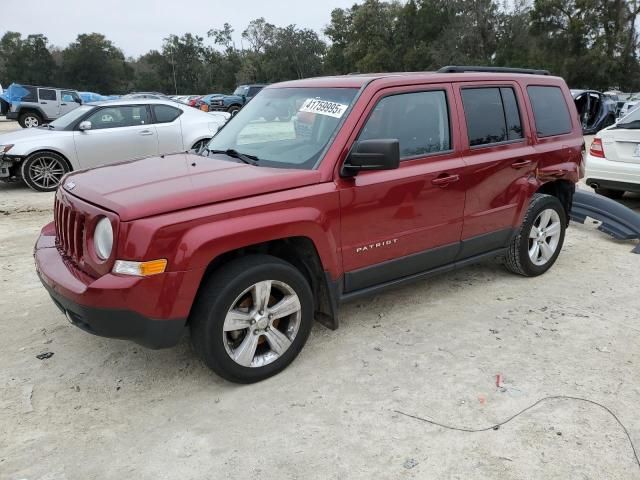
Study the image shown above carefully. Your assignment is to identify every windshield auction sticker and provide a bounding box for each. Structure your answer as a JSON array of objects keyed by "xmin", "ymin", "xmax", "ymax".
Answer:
[{"xmin": 299, "ymin": 98, "xmax": 348, "ymax": 118}]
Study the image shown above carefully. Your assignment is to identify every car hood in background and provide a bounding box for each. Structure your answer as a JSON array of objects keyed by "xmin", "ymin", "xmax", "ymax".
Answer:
[
  {"xmin": 63, "ymin": 153, "xmax": 322, "ymax": 221},
  {"xmin": 0, "ymin": 126, "xmax": 61, "ymax": 143}
]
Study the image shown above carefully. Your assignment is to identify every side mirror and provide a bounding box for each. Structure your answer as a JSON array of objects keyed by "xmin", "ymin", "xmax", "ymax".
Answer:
[
  {"xmin": 75, "ymin": 98, "xmax": 82, "ymax": 104},
  {"xmin": 341, "ymin": 139, "xmax": 400, "ymax": 177},
  {"xmin": 78, "ymin": 120, "xmax": 92, "ymax": 131}
]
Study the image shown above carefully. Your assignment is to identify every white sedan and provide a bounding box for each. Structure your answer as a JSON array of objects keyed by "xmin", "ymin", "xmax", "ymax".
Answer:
[
  {"xmin": 0, "ymin": 99, "xmax": 229, "ymax": 191},
  {"xmin": 586, "ymin": 107, "xmax": 640, "ymax": 198}
]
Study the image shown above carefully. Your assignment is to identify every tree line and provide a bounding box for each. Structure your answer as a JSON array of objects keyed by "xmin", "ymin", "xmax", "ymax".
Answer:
[{"xmin": 2, "ymin": 0, "xmax": 640, "ymax": 95}]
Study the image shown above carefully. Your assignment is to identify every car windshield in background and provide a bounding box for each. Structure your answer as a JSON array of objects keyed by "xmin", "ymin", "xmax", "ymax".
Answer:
[
  {"xmin": 233, "ymin": 86, "xmax": 249, "ymax": 96},
  {"xmin": 205, "ymin": 87, "xmax": 358, "ymax": 169},
  {"xmin": 47, "ymin": 105, "xmax": 94, "ymax": 129},
  {"xmin": 617, "ymin": 106, "xmax": 640, "ymax": 128}
]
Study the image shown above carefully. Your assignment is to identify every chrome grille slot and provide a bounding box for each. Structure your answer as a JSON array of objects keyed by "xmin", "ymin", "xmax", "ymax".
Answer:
[{"xmin": 54, "ymin": 195, "xmax": 86, "ymax": 263}]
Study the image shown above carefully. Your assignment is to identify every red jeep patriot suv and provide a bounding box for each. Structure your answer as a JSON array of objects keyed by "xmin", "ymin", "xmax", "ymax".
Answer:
[{"xmin": 35, "ymin": 66, "xmax": 584, "ymax": 383}]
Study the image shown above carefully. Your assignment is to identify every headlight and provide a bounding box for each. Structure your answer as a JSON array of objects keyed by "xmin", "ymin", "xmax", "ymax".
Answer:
[
  {"xmin": 0, "ymin": 144, "xmax": 14, "ymax": 154},
  {"xmin": 93, "ymin": 217, "xmax": 113, "ymax": 260}
]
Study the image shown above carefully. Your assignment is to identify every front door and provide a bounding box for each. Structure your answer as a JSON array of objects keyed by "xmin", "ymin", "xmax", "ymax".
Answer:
[
  {"xmin": 73, "ymin": 105, "xmax": 159, "ymax": 169},
  {"xmin": 59, "ymin": 91, "xmax": 81, "ymax": 117},
  {"xmin": 338, "ymin": 85, "xmax": 466, "ymax": 292}
]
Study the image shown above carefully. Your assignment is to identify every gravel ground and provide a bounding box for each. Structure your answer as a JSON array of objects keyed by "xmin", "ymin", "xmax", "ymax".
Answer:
[{"xmin": 1, "ymin": 121, "xmax": 640, "ymax": 479}]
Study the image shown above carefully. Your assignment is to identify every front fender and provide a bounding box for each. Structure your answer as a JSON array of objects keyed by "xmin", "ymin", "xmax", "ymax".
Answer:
[{"xmin": 181, "ymin": 205, "xmax": 341, "ymax": 276}]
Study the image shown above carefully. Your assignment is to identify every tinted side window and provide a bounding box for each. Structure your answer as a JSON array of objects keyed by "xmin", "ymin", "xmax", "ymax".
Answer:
[
  {"xmin": 153, "ymin": 105, "xmax": 182, "ymax": 123},
  {"xmin": 86, "ymin": 106, "xmax": 150, "ymax": 130},
  {"xmin": 500, "ymin": 88, "xmax": 523, "ymax": 140},
  {"xmin": 461, "ymin": 87, "xmax": 524, "ymax": 146},
  {"xmin": 358, "ymin": 90, "xmax": 451, "ymax": 159},
  {"xmin": 61, "ymin": 91, "xmax": 77, "ymax": 103},
  {"xmin": 248, "ymin": 86, "xmax": 262, "ymax": 97},
  {"xmin": 39, "ymin": 89, "xmax": 57, "ymax": 101},
  {"xmin": 527, "ymin": 86, "xmax": 572, "ymax": 137},
  {"xmin": 22, "ymin": 86, "xmax": 37, "ymax": 102}
]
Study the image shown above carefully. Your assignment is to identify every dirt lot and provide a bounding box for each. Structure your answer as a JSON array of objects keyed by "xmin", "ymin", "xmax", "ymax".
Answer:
[{"xmin": 1, "ymin": 119, "xmax": 640, "ymax": 479}]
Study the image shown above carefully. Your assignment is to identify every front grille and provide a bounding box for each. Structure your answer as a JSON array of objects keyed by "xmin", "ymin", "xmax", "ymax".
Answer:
[{"xmin": 54, "ymin": 195, "xmax": 86, "ymax": 263}]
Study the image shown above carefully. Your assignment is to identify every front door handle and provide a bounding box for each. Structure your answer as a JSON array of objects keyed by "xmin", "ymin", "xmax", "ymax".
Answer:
[
  {"xmin": 139, "ymin": 130, "xmax": 154, "ymax": 136},
  {"xmin": 511, "ymin": 159, "xmax": 532, "ymax": 169},
  {"xmin": 431, "ymin": 174, "xmax": 460, "ymax": 187}
]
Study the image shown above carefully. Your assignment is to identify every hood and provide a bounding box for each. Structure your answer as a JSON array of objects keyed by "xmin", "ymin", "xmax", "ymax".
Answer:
[
  {"xmin": 0, "ymin": 126, "xmax": 58, "ymax": 144},
  {"xmin": 64, "ymin": 153, "xmax": 322, "ymax": 221}
]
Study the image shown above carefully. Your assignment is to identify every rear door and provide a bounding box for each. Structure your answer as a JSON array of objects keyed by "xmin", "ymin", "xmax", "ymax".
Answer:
[
  {"xmin": 37, "ymin": 88, "xmax": 60, "ymax": 120},
  {"xmin": 73, "ymin": 105, "xmax": 159, "ymax": 169},
  {"xmin": 151, "ymin": 104, "xmax": 185, "ymax": 153},
  {"xmin": 337, "ymin": 84, "xmax": 466, "ymax": 292},
  {"xmin": 455, "ymin": 82, "xmax": 537, "ymax": 254}
]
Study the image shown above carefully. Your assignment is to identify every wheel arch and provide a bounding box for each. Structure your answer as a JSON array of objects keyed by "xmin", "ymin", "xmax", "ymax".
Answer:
[
  {"xmin": 535, "ymin": 179, "xmax": 575, "ymax": 222},
  {"xmin": 23, "ymin": 149, "xmax": 74, "ymax": 173},
  {"xmin": 17, "ymin": 106, "xmax": 47, "ymax": 120},
  {"xmin": 192, "ymin": 236, "xmax": 339, "ymax": 330}
]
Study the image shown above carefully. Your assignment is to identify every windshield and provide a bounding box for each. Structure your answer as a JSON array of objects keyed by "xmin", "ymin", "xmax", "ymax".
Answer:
[
  {"xmin": 48, "ymin": 105, "xmax": 94, "ymax": 129},
  {"xmin": 617, "ymin": 105, "xmax": 640, "ymax": 127},
  {"xmin": 205, "ymin": 87, "xmax": 358, "ymax": 169},
  {"xmin": 233, "ymin": 86, "xmax": 249, "ymax": 96}
]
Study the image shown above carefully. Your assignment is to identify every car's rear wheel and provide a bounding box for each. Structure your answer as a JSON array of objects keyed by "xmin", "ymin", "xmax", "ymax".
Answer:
[
  {"xmin": 19, "ymin": 111, "xmax": 43, "ymax": 129},
  {"xmin": 595, "ymin": 187, "xmax": 625, "ymax": 199},
  {"xmin": 190, "ymin": 255, "xmax": 314, "ymax": 383},
  {"xmin": 21, "ymin": 151, "xmax": 70, "ymax": 192},
  {"xmin": 505, "ymin": 193, "xmax": 566, "ymax": 277}
]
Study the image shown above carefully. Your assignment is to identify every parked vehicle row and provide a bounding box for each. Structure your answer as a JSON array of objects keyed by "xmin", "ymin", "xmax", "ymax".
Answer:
[
  {"xmin": 33, "ymin": 67, "xmax": 584, "ymax": 382},
  {"xmin": 0, "ymin": 99, "xmax": 229, "ymax": 191}
]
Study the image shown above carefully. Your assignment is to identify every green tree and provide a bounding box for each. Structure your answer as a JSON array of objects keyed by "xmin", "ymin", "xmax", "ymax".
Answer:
[
  {"xmin": 60, "ymin": 33, "xmax": 131, "ymax": 93},
  {"xmin": 0, "ymin": 32, "xmax": 56, "ymax": 85}
]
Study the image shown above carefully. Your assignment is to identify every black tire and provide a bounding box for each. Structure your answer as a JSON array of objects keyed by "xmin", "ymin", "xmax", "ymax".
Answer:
[
  {"xmin": 595, "ymin": 188, "xmax": 625, "ymax": 199},
  {"xmin": 504, "ymin": 193, "xmax": 566, "ymax": 277},
  {"xmin": 190, "ymin": 254, "xmax": 314, "ymax": 383},
  {"xmin": 228, "ymin": 105, "xmax": 241, "ymax": 116},
  {"xmin": 21, "ymin": 151, "xmax": 70, "ymax": 192},
  {"xmin": 18, "ymin": 111, "xmax": 43, "ymax": 129}
]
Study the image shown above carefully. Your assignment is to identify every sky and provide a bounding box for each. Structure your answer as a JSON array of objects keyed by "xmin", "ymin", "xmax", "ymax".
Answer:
[{"xmin": 3, "ymin": 0, "xmax": 362, "ymax": 58}]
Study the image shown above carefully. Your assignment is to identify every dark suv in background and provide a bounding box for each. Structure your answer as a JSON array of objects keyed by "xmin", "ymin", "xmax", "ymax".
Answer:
[{"xmin": 208, "ymin": 84, "xmax": 267, "ymax": 115}]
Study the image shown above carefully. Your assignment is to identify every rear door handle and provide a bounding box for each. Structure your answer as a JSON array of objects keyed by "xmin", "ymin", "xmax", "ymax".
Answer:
[
  {"xmin": 431, "ymin": 174, "xmax": 460, "ymax": 186},
  {"xmin": 511, "ymin": 159, "xmax": 532, "ymax": 169},
  {"xmin": 139, "ymin": 130, "xmax": 154, "ymax": 136}
]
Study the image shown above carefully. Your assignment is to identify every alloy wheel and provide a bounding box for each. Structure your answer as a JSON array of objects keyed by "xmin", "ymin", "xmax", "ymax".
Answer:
[
  {"xmin": 28, "ymin": 156, "xmax": 66, "ymax": 190},
  {"xmin": 222, "ymin": 280, "xmax": 302, "ymax": 368},
  {"xmin": 528, "ymin": 208, "xmax": 562, "ymax": 266},
  {"xmin": 24, "ymin": 116, "xmax": 39, "ymax": 128}
]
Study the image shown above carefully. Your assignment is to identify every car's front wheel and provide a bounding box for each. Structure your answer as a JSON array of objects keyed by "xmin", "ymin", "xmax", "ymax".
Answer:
[
  {"xmin": 505, "ymin": 193, "xmax": 566, "ymax": 276},
  {"xmin": 21, "ymin": 151, "xmax": 70, "ymax": 192},
  {"xmin": 190, "ymin": 255, "xmax": 314, "ymax": 383}
]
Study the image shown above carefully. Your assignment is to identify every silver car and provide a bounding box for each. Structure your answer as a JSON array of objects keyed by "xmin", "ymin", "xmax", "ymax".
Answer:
[{"xmin": 0, "ymin": 99, "xmax": 229, "ymax": 191}]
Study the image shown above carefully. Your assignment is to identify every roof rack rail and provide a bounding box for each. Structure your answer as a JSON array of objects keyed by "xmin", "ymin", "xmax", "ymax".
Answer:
[{"xmin": 437, "ymin": 65, "xmax": 550, "ymax": 76}]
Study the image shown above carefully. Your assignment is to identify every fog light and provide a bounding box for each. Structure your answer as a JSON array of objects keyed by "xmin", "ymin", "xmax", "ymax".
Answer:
[{"xmin": 113, "ymin": 259, "xmax": 167, "ymax": 276}]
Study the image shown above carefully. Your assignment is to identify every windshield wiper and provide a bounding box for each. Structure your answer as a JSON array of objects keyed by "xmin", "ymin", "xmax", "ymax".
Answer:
[{"xmin": 206, "ymin": 148, "xmax": 260, "ymax": 165}]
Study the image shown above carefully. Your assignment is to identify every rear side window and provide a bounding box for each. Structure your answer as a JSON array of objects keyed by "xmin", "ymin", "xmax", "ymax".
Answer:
[
  {"xmin": 38, "ymin": 89, "xmax": 57, "ymax": 101},
  {"xmin": 358, "ymin": 90, "xmax": 451, "ymax": 159},
  {"xmin": 461, "ymin": 87, "xmax": 523, "ymax": 147},
  {"xmin": 153, "ymin": 104, "xmax": 182, "ymax": 123},
  {"xmin": 527, "ymin": 86, "xmax": 572, "ymax": 137}
]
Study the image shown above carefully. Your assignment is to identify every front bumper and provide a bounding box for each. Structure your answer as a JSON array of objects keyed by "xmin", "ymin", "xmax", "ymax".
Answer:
[
  {"xmin": 33, "ymin": 224, "xmax": 201, "ymax": 349},
  {"xmin": 209, "ymin": 105, "xmax": 226, "ymax": 112}
]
